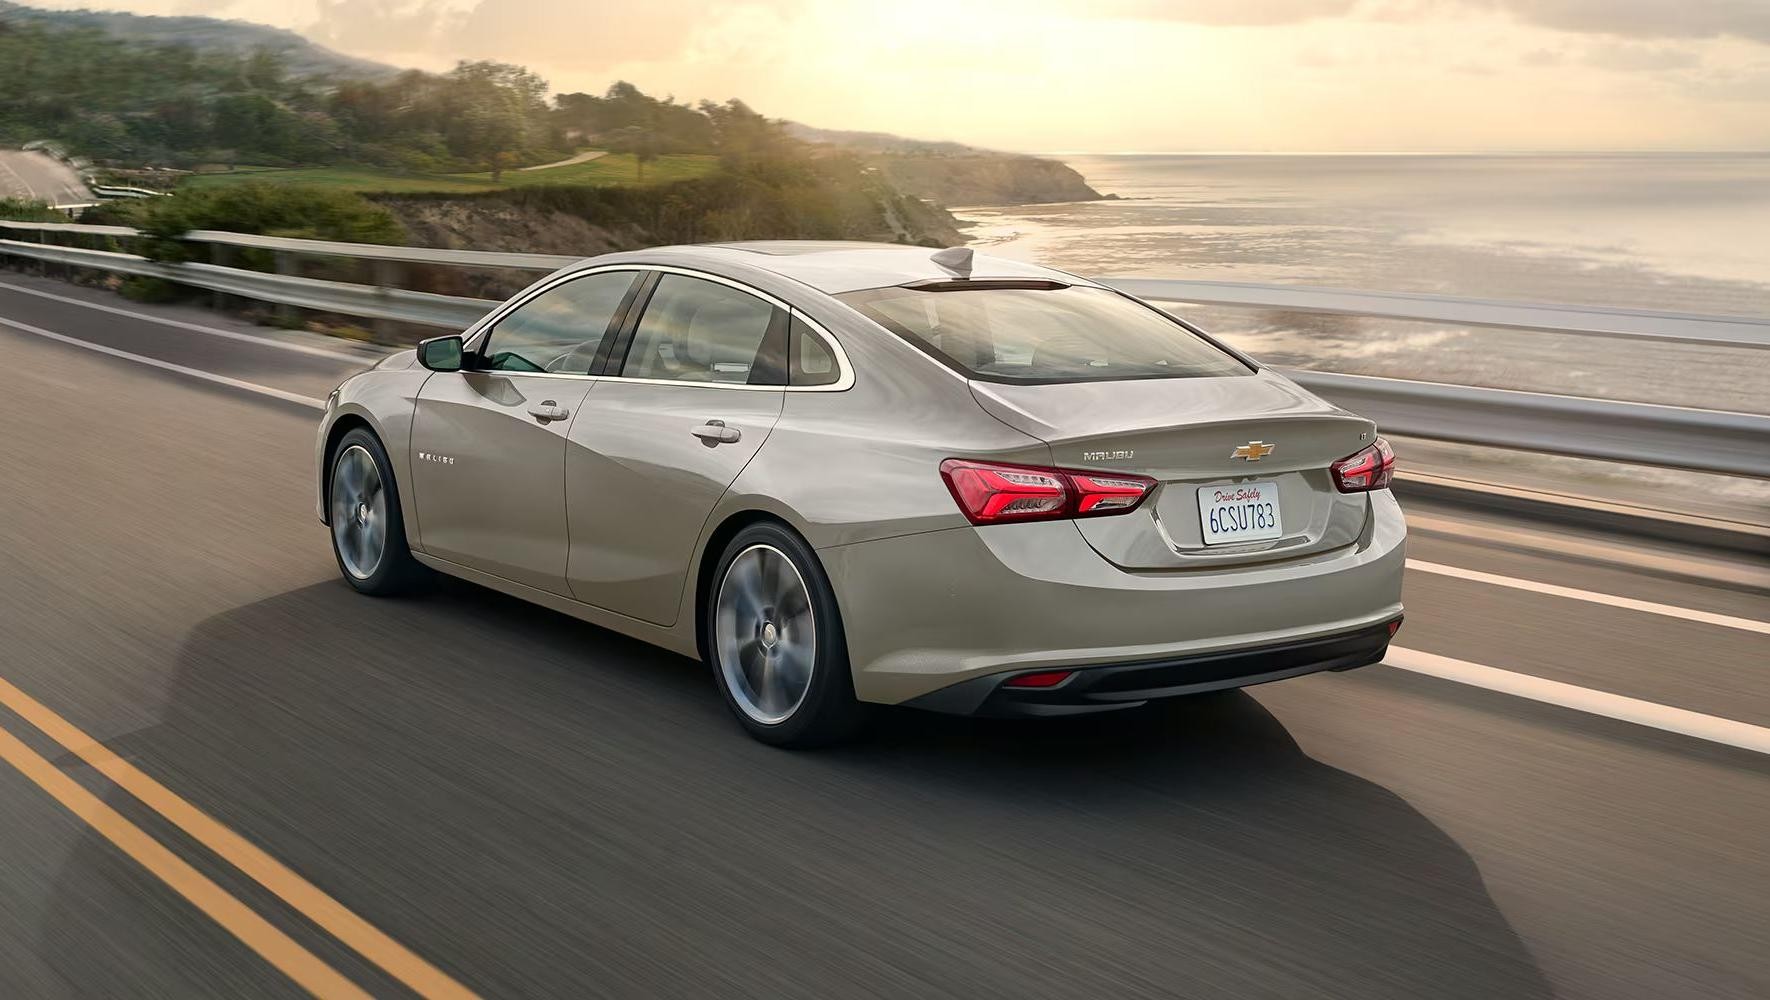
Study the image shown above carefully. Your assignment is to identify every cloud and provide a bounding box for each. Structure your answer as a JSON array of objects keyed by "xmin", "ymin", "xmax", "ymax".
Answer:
[
  {"xmin": 1582, "ymin": 43, "xmax": 1703, "ymax": 72},
  {"xmin": 309, "ymin": 0, "xmax": 800, "ymax": 74},
  {"xmin": 1085, "ymin": 1, "xmax": 1770, "ymax": 43},
  {"xmin": 308, "ymin": 1, "xmax": 465, "ymax": 58},
  {"xmin": 1076, "ymin": 1, "xmax": 1358, "ymax": 27},
  {"xmin": 1682, "ymin": 63, "xmax": 1770, "ymax": 100},
  {"xmin": 1464, "ymin": 1, "xmax": 1770, "ymax": 45}
]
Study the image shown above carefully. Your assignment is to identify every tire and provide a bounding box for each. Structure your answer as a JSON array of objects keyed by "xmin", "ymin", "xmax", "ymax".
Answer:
[
  {"xmin": 326, "ymin": 427, "xmax": 428, "ymax": 596},
  {"xmin": 705, "ymin": 522, "xmax": 868, "ymax": 748}
]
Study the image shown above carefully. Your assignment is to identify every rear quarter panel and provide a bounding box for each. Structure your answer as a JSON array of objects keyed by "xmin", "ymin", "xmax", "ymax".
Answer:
[
  {"xmin": 715, "ymin": 296, "xmax": 1050, "ymax": 551},
  {"xmin": 699, "ymin": 292, "xmax": 1057, "ymax": 665}
]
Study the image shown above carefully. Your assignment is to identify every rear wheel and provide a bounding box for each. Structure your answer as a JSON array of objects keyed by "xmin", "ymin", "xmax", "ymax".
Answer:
[
  {"xmin": 328, "ymin": 427, "xmax": 427, "ymax": 596},
  {"xmin": 707, "ymin": 523, "xmax": 867, "ymax": 747}
]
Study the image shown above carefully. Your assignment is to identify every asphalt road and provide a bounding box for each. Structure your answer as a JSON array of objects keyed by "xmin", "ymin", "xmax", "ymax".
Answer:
[
  {"xmin": 0, "ymin": 151, "xmax": 93, "ymax": 208},
  {"xmin": 0, "ymin": 273, "xmax": 1766, "ymax": 999}
]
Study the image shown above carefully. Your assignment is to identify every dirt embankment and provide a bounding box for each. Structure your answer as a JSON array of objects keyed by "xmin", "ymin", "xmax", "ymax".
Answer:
[
  {"xmin": 379, "ymin": 196, "xmax": 647, "ymax": 258},
  {"xmin": 376, "ymin": 178, "xmax": 969, "ymax": 300},
  {"xmin": 382, "ymin": 183, "xmax": 964, "ymax": 260}
]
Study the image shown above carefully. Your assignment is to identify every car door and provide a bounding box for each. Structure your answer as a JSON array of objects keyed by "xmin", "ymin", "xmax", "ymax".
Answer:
[
  {"xmin": 410, "ymin": 268, "xmax": 641, "ymax": 595},
  {"xmin": 565, "ymin": 270, "xmax": 788, "ymax": 625}
]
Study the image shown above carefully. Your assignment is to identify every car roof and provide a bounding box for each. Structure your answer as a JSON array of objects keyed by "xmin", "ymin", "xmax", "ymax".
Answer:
[{"xmin": 589, "ymin": 241, "xmax": 1096, "ymax": 295}]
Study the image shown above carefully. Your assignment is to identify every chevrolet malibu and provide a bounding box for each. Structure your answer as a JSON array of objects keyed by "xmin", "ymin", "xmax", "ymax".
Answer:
[{"xmin": 317, "ymin": 242, "xmax": 1405, "ymax": 746}]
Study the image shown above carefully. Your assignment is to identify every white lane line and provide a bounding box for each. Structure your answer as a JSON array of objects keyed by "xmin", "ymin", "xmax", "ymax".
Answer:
[
  {"xmin": 0, "ymin": 279, "xmax": 378, "ymax": 363},
  {"xmin": 0, "ymin": 315, "xmax": 324, "ymax": 410},
  {"xmin": 1385, "ymin": 647, "xmax": 1770, "ymax": 755},
  {"xmin": 1406, "ymin": 512, "xmax": 1770, "ymax": 590},
  {"xmin": 1408, "ymin": 559, "xmax": 1770, "ymax": 636}
]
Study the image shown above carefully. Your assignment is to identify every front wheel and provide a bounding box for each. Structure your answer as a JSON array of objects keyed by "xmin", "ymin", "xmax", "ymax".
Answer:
[
  {"xmin": 327, "ymin": 427, "xmax": 427, "ymax": 596},
  {"xmin": 707, "ymin": 523, "xmax": 867, "ymax": 748}
]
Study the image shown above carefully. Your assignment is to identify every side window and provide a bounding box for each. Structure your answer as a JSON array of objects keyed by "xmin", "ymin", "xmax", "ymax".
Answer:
[
  {"xmin": 789, "ymin": 314, "xmax": 841, "ymax": 387},
  {"xmin": 480, "ymin": 271, "xmax": 636, "ymax": 375},
  {"xmin": 621, "ymin": 274, "xmax": 785, "ymax": 385}
]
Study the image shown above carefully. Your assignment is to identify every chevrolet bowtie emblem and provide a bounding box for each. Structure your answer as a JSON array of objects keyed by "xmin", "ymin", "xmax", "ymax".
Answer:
[{"xmin": 1231, "ymin": 441, "xmax": 1276, "ymax": 461}]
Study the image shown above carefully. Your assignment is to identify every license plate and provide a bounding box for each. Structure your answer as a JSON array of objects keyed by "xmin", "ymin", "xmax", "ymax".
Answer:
[{"xmin": 1198, "ymin": 481, "xmax": 1283, "ymax": 545}]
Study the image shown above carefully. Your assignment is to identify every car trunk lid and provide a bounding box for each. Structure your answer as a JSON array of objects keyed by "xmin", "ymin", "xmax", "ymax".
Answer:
[{"xmin": 968, "ymin": 370, "xmax": 1376, "ymax": 569}]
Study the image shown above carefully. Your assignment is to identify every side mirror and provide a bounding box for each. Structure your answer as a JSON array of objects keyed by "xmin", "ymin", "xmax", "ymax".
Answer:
[{"xmin": 418, "ymin": 335, "xmax": 464, "ymax": 372}]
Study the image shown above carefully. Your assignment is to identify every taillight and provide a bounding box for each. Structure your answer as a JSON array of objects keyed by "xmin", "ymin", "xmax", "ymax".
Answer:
[
  {"xmin": 939, "ymin": 459, "xmax": 1155, "ymax": 525},
  {"xmin": 1068, "ymin": 473, "xmax": 1151, "ymax": 514},
  {"xmin": 1330, "ymin": 437, "xmax": 1395, "ymax": 493}
]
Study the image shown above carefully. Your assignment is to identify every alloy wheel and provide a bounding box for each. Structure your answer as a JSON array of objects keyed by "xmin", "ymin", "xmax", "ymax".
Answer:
[
  {"xmin": 329, "ymin": 444, "xmax": 387, "ymax": 580},
  {"xmin": 714, "ymin": 544, "xmax": 817, "ymax": 724}
]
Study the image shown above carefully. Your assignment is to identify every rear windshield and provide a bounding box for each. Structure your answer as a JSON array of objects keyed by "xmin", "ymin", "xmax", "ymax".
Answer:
[{"xmin": 837, "ymin": 284, "xmax": 1252, "ymax": 384}]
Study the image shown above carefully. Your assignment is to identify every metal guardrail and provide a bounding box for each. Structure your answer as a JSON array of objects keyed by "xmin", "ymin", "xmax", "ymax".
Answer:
[
  {"xmin": 185, "ymin": 231, "xmax": 580, "ymax": 271},
  {"xmin": 1286, "ymin": 371, "xmax": 1770, "ymax": 480},
  {"xmin": 6, "ymin": 219, "xmax": 1767, "ymax": 346},
  {"xmin": 0, "ymin": 239, "xmax": 497, "ymax": 328},
  {"xmin": 2, "ymin": 222, "xmax": 1766, "ymax": 478},
  {"xmin": 1108, "ymin": 278, "xmax": 1770, "ymax": 350},
  {"xmin": 0, "ymin": 220, "xmax": 578, "ymax": 271},
  {"xmin": 0, "ymin": 221, "xmax": 139, "ymax": 238},
  {"xmin": 90, "ymin": 186, "xmax": 167, "ymax": 200}
]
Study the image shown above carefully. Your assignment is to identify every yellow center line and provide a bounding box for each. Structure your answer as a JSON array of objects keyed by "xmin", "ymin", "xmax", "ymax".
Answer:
[
  {"xmin": 0, "ymin": 676, "xmax": 477, "ymax": 1000},
  {"xmin": 0, "ymin": 722, "xmax": 371, "ymax": 1000}
]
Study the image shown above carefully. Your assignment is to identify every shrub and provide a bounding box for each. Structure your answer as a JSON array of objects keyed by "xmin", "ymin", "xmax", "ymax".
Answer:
[
  {"xmin": 133, "ymin": 183, "xmax": 407, "ymax": 262},
  {"xmin": 0, "ymin": 199, "xmax": 66, "ymax": 223},
  {"xmin": 118, "ymin": 276, "xmax": 188, "ymax": 303}
]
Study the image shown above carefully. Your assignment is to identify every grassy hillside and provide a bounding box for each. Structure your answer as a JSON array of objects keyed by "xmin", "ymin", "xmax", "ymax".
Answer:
[
  {"xmin": 181, "ymin": 167, "xmax": 493, "ymax": 194},
  {"xmin": 179, "ymin": 153, "xmax": 720, "ymax": 194},
  {"xmin": 457, "ymin": 153, "xmax": 719, "ymax": 187}
]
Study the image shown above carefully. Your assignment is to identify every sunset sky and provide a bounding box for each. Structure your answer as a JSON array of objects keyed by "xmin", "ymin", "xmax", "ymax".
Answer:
[{"xmin": 25, "ymin": 0, "xmax": 1770, "ymax": 152}]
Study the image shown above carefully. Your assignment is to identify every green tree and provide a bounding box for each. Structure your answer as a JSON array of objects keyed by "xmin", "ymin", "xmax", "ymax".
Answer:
[
  {"xmin": 698, "ymin": 99, "xmax": 797, "ymax": 167},
  {"xmin": 606, "ymin": 123, "xmax": 661, "ymax": 182},
  {"xmin": 242, "ymin": 46, "xmax": 286, "ymax": 91},
  {"xmin": 552, "ymin": 81, "xmax": 714, "ymax": 153}
]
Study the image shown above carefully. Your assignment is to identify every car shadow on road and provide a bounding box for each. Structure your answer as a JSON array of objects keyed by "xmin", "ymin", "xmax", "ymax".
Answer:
[{"xmin": 38, "ymin": 576, "xmax": 1554, "ymax": 999}]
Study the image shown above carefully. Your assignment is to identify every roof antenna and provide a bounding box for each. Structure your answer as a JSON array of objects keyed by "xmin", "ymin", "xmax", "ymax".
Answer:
[{"xmin": 930, "ymin": 246, "xmax": 973, "ymax": 277}]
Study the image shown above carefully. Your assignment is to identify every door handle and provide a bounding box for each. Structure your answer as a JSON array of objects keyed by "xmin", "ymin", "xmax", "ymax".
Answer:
[
  {"xmin": 528, "ymin": 400, "xmax": 570, "ymax": 423},
  {"xmin": 691, "ymin": 420, "xmax": 742, "ymax": 445}
]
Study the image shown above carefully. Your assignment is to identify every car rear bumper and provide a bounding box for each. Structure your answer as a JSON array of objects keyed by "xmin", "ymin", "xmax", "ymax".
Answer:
[
  {"xmin": 819, "ymin": 490, "xmax": 1406, "ymax": 706},
  {"xmin": 903, "ymin": 617, "xmax": 1400, "ymax": 717}
]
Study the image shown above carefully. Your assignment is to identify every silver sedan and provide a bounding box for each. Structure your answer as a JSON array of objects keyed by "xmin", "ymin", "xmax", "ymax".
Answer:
[{"xmin": 316, "ymin": 242, "xmax": 1405, "ymax": 746}]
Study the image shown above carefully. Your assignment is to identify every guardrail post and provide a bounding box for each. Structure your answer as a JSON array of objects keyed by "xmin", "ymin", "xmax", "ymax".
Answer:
[
  {"xmin": 27, "ymin": 227, "xmax": 46, "ymax": 277},
  {"xmin": 372, "ymin": 259, "xmax": 402, "ymax": 341},
  {"xmin": 209, "ymin": 243, "xmax": 233, "ymax": 313},
  {"xmin": 273, "ymin": 251, "xmax": 299, "ymax": 327}
]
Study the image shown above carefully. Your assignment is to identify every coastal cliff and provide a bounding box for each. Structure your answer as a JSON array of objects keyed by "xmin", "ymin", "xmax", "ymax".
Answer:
[
  {"xmin": 867, "ymin": 153, "xmax": 1106, "ymax": 208},
  {"xmin": 789, "ymin": 123, "xmax": 1106, "ymax": 207}
]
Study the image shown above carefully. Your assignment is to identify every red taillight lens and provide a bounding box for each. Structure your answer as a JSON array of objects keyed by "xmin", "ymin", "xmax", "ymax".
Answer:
[
  {"xmin": 940, "ymin": 459, "xmax": 1155, "ymax": 525},
  {"xmin": 1003, "ymin": 670, "xmax": 1075, "ymax": 689},
  {"xmin": 1329, "ymin": 437, "xmax": 1395, "ymax": 493},
  {"xmin": 1068, "ymin": 473, "xmax": 1152, "ymax": 514},
  {"xmin": 940, "ymin": 461, "xmax": 1068, "ymax": 522}
]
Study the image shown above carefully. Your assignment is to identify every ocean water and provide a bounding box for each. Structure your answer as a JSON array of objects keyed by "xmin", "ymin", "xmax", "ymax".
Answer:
[
  {"xmin": 957, "ymin": 154, "xmax": 1770, "ymax": 516},
  {"xmin": 958, "ymin": 154, "xmax": 1770, "ymax": 414}
]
